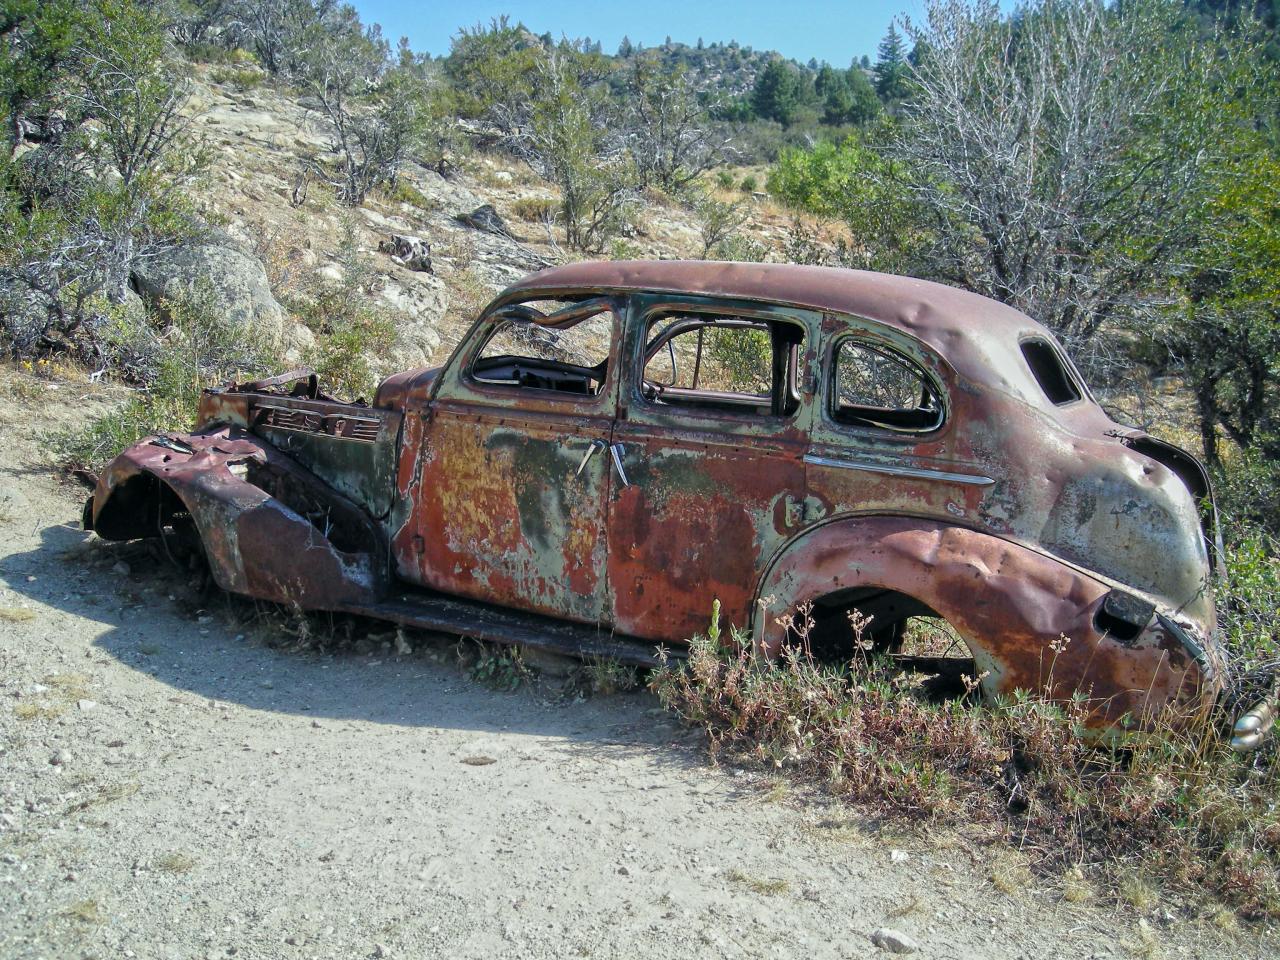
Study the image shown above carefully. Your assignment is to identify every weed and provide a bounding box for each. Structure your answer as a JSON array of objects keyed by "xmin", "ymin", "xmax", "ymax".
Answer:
[
  {"xmin": 379, "ymin": 179, "xmax": 436, "ymax": 212},
  {"xmin": 69, "ymin": 781, "xmax": 139, "ymax": 812},
  {"xmin": 583, "ymin": 657, "xmax": 639, "ymax": 696},
  {"xmin": 155, "ymin": 851, "xmax": 197, "ymax": 873},
  {"xmin": 1062, "ymin": 867, "xmax": 1094, "ymax": 904},
  {"xmin": 726, "ymin": 868, "xmax": 789, "ymax": 896},
  {"xmin": 1120, "ymin": 872, "xmax": 1160, "ymax": 912},
  {"xmin": 466, "ymin": 643, "xmax": 530, "ymax": 691},
  {"xmin": 15, "ymin": 701, "xmax": 65, "ymax": 721},
  {"xmin": 652, "ymin": 615, "xmax": 1280, "ymax": 919},
  {"xmin": 61, "ymin": 899, "xmax": 103, "ymax": 925},
  {"xmin": 989, "ymin": 851, "xmax": 1033, "ymax": 896}
]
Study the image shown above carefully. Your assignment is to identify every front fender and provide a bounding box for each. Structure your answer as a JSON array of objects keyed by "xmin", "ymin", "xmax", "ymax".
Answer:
[
  {"xmin": 753, "ymin": 516, "xmax": 1221, "ymax": 731},
  {"xmin": 89, "ymin": 427, "xmax": 389, "ymax": 608}
]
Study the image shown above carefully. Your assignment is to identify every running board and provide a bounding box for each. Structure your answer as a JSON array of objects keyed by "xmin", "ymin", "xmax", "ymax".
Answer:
[{"xmin": 339, "ymin": 589, "xmax": 680, "ymax": 668}]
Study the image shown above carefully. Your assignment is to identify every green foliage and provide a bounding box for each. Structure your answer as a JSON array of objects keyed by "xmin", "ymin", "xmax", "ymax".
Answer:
[
  {"xmin": 715, "ymin": 169, "xmax": 735, "ymax": 190},
  {"xmin": 287, "ymin": 220, "xmax": 395, "ymax": 401},
  {"xmin": 767, "ymin": 133, "xmax": 923, "ymax": 272},
  {"xmin": 53, "ymin": 287, "xmax": 268, "ymax": 471},
  {"xmin": 208, "ymin": 65, "xmax": 265, "ymax": 90},
  {"xmin": 0, "ymin": 0, "xmax": 205, "ymax": 358},
  {"xmin": 750, "ymin": 59, "xmax": 815, "ymax": 127},
  {"xmin": 873, "ymin": 23, "xmax": 910, "ymax": 103}
]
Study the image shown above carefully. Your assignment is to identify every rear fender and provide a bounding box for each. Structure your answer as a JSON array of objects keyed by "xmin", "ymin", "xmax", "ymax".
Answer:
[
  {"xmin": 89, "ymin": 427, "xmax": 389, "ymax": 608},
  {"xmin": 753, "ymin": 516, "xmax": 1220, "ymax": 731}
]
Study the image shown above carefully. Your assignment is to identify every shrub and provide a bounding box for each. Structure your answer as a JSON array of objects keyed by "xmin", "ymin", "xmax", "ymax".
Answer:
[
  {"xmin": 209, "ymin": 66, "xmax": 264, "ymax": 90},
  {"xmin": 53, "ymin": 288, "xmax": 268, "ymax": 471},
  {"xmin": 510, "ymin": 196, "xmax": 557, "ymax": 223},
  {"xmin": 739, "ymin": 174, "xmax": 758, "ymax": 193},
  {"xmin": 715, "ymin": 170, "xmax": 736, "ymax": 190},
  {"xmin": 653, "ymin": 610, "xmax": 1280, "ymax": 918}
]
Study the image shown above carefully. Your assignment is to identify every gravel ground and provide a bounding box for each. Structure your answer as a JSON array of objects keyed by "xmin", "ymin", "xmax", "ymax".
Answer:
[{"xmin": 0, "ymin": 376, "xmax": 1272, "ymax": 960}]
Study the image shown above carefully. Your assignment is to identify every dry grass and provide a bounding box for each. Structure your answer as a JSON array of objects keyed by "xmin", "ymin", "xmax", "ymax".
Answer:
[
  {"xmin": 0, "ymin": 606, "xmax": 38, "ymax": 623},
  {"xmin": 155, "ymin": 851, "xmax": 198, "ymax": 874},
  {"xmin": 1062, "ymin": 867, "xmax": 1095, "ymax": 904},
  {"xmin": 726, "ymin": 868, "xmax": 790, "ymax": 896},
  {"xmin": 14, "ymin": 701, "xmax": 65, "ymax": 721},
  {"xmin": 652, "ymin": 624, "xmax": 1280, "ymax": 919},
  {"xmin": 61, "ymin": 899, "xmax": 103, "ymax": 924},
  {"xmin": 68, "ymin": 781, "xmax": 139, "ymax": 813}
]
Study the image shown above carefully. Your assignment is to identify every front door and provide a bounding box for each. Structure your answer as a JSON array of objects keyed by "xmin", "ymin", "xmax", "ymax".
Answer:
[
  {"xmin": 402, "ymin": 296, "xmax": 622, "ymax": 626},
  {"xmin": 606, "ymin": 296, "xmax": 817, "ymax": 643}
]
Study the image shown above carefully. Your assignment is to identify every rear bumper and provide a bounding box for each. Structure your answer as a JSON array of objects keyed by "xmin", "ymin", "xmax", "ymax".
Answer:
[{"xmin": 1231, "ymin": 693, "xmax": 1278, "ymax": 751}]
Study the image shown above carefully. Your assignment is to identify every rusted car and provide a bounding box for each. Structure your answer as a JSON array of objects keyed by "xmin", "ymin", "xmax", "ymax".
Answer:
[{"xmin": 84, "ymin": 261, "xmax": 1271, "ymax": 747}]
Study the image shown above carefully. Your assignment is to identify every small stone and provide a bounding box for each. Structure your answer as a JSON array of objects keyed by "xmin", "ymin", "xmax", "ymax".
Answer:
[
  {"xmin": 77, "ymin": 699, "xmax": 96, "ymax": 711},
  {"xmin": 50, "ymin": 749, "xmax": 71, "ymax": 766},
  {"xmin": 890, "ymin": 849, "xmax": 910, "ymax": 864},
  {"xmin": 373, "ymin": 945, "xmax": 389, "ymax": 958},
  {"xmin": 617, "ymin": 866, "xmax": 630, "ymax": 876},
  {"xmin": 112, "ymin": 561, "xmax": 130, "ymax": 576},
  {"xmin": 285, "ymin": 936, "xmax": 299, "ymax": 945},
  {"xmin": 871, "ymin": 928, "xmax": 919, "ymax": 954},
  {"xmin": 311, "ymin": 720, "xmax": 322, "ymax": 729}
]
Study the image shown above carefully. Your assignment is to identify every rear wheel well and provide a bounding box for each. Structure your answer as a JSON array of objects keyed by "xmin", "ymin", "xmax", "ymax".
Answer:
[{"xmin": 803, "ymin": 587, "xmax": 979, "ymax": 699}]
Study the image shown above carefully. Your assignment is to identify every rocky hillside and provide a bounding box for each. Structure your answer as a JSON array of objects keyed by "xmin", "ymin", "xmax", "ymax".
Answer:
[{"xmin": 176, "ymin": 64, "xmax": 806, "ymax": 387}]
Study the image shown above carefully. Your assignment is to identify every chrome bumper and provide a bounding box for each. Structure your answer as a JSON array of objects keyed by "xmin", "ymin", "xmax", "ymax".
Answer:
[{"xmin": 1231, "ymin": 696, "xmax": 1277, "ymax": 752}]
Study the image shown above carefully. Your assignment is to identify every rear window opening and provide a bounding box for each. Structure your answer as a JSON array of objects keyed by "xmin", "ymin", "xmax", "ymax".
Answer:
[{"xmin": 1021, "ymin": 338, "xmax": 1082, "ymax": 406}]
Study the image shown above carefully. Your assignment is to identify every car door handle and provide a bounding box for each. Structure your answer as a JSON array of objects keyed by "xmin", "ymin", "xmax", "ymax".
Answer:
[
  {"xmin": 575, "ymin": 438, "xmax": 608, "ymax": 477},
  {"xmin": 609, "ymin": 442, "xmax": 631, "ymax": 487}
]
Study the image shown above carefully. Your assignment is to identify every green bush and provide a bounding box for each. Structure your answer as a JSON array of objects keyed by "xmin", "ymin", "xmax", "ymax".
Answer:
[
  {"xmin": 715, "ymin": 170, "xmax": 735, "ymax": 190},
  {"xmin": 208, "ymin": 65, "xmax": 264, "ymax": 91},
  {"xmin": 739, "ymin": 174, "xmax": 758, "ymax": 193}
]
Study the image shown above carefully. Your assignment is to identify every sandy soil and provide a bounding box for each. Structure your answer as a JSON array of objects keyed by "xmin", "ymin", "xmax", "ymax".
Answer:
[{"xmin": 0, "ymin": 375, "xmax": 1269, "ymax": 960}]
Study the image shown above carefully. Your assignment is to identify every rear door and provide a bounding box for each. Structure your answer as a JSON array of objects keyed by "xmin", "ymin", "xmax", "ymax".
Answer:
[{"xmin": 605, "ymin": 296, "xmax": 818, "ymax": 643}]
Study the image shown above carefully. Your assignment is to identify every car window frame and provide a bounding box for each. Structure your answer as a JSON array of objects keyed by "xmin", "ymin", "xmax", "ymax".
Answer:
[
  {"xmin": 819, "ymin": 329, "xmax": 952, "ymax": 443},
  {"xmin": 627, "ymin": 297, "xmax": 815, "ymax": 429},
  {"xmin": 452, "ymin": 295, "xmax": 623, "ymax": 410}
]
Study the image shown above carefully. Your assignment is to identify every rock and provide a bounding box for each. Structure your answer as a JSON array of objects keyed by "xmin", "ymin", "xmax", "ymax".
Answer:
[
  {"xmin": 617, "ymin": 865, "xmax": 630, "ymax": 876},
  {"xmin": 372, "ymin": 945, "xmax": 389, "ymax": 958},
  {"xmin": 112, "ymin": 561, "xmax": 131, "ymax": 576},
  {"xmin": 455, "ymin": 204, "xmax": 510, "ymax": 237},
  {"xmin": 50, "ymin": 749, "xmax": 71, "ymax": 766},
  {"xmin": 890, "ymin": 849, "xmax": 910, "ymax": 863},
  {"xmin": 77, "ymin": 700, "xmax": 96, "ymax": 711},
  {"xmin": 131, "ymin": 241, "xmax": 290, "ymax": 346},
  {"xmin": 871, "ymin": 928, "xmax": 919, "ymax": 954},
  {"xmin": 377, "ymin": 234, "xmax": 432, "ymax": 273}
]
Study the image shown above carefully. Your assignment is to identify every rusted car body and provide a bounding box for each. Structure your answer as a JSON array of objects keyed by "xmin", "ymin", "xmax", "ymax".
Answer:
[{"xmin": 86, "ymin": 261, "xmax": 1271, "ymax": 747}]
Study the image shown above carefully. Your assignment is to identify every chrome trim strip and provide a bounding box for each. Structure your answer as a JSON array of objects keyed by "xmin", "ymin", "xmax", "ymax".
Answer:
[{"xmin": 803, "ymin": 454, "xmax": 995, "ymax": 487}]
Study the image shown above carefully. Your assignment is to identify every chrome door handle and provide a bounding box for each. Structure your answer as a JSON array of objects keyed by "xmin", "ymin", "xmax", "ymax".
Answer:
[
  {"xmin": 609, "ymin": 442, "xmax": 631, "ymax": 487},
  {"xmin": 576, "ymin": 438, "xmax": 607, "ymax": 476}
]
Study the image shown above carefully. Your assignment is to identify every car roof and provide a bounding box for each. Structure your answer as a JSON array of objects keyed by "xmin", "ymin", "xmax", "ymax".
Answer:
[{"xmin": 501, "ymin": 260, "xmax": 1069, "ymax": 406}]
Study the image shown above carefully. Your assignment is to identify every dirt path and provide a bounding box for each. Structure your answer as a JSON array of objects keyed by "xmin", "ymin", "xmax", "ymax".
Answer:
[{"xmin": 0, "ymin": 375, "xmax": 1268, "ymax": 960}]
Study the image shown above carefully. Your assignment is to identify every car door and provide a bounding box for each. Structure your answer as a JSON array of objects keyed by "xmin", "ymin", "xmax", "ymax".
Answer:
[
  {"xmin": 401, "ymin": 296, "xmax": 622, "ymax": 626},
  {"xmin": 605, "ymin": 295, "xmax": 818, "ymax": 644}
]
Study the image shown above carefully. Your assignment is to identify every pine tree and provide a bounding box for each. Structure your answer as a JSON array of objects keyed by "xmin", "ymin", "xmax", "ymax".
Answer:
[{"xmin": 874, "ymin": 23, "xmax": 909, "ymax": 102}]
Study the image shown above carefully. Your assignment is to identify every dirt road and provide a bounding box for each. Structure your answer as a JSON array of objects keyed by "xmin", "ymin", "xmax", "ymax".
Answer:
[{"xmin": 0, "ymin": 378, "xmax": 1266, "ymax": 959}]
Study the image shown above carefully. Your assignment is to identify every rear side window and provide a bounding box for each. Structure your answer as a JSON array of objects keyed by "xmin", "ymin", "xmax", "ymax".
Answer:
[
  {"xmin": 830, "ymin": 340, "xmax": 944, "ymax": 433},
  {"xmin": 1020, "ymin": 338, "xmax": 1082, "ymax": 406}
]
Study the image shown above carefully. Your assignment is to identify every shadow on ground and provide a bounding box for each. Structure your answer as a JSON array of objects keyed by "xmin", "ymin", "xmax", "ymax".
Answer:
[{"xmin": 5, "ymin": 521, "xmax": 705, "ymax": 765}]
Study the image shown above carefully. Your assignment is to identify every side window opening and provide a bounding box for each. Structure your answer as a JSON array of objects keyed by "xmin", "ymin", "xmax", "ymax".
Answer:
[
  {"xmin": 830, "ymin": 340, "xmax": 944, "ymax": 433},
  {"xmin": 1021, "ymin": 338, "xmax": 1082, "ymax": 406},
  {"xmin": 471, "ymin": 297, "xmax": 614, "ymax": 396},
  {"xmin": 641, "ymin": 313, "xmax": 806, "ymax": 417}
]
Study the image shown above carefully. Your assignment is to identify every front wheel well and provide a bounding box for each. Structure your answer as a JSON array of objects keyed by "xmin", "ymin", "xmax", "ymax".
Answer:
[{"xmin": 89, "ymin": 472, "xmax": 188, "ymax": 541}]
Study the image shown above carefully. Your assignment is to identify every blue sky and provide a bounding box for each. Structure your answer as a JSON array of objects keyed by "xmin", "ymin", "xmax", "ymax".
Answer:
[{"xmin": 350, "ymin": 1, "xmax": 956, "ymax": 67}]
